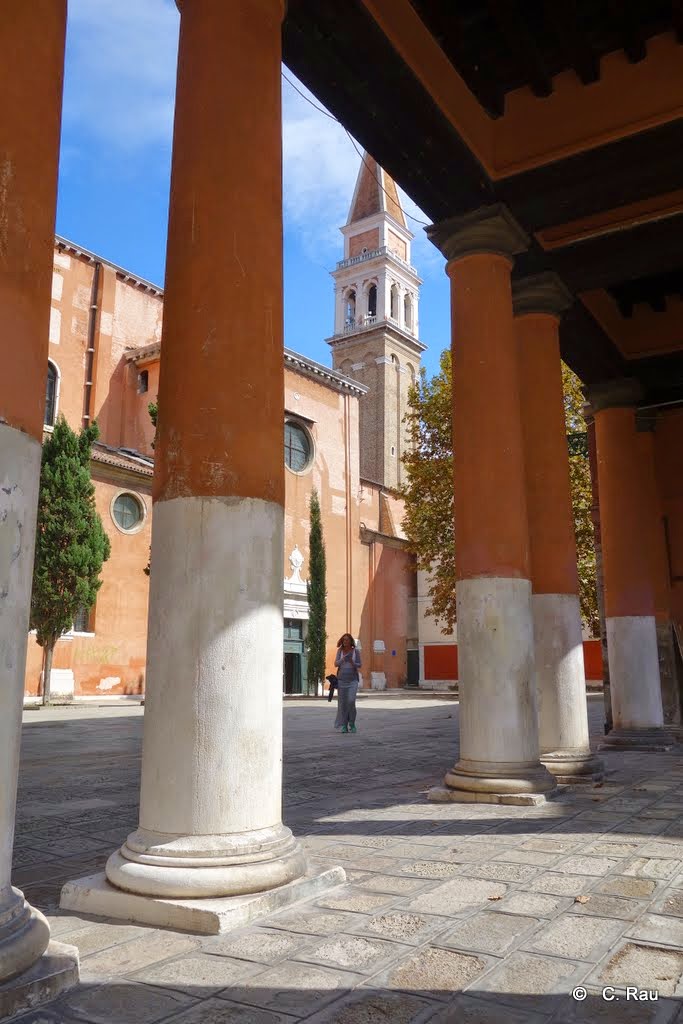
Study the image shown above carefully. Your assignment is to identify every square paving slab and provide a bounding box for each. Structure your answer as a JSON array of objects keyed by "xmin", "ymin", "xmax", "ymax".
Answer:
[{"xmin": 9, "ymin": 697, "xmax": 683, "ymax": 1023}]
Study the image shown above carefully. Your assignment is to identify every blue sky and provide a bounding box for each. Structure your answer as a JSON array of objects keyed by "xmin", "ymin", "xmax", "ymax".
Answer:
[{"xmin": 57, "ymin": 0, "xmax": 450, "ymax": 379}]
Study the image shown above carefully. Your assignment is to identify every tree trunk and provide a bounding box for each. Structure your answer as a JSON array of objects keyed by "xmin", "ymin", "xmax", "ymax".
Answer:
[{"xmin": 42, "ymin": 642, "xmax": 54, "ymax": 707}]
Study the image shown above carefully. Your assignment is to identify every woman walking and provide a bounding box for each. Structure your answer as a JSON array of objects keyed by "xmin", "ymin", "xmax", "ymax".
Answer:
[{"xmin": 334, "ymin": 633, "xmax": 361, "ymax": 734}]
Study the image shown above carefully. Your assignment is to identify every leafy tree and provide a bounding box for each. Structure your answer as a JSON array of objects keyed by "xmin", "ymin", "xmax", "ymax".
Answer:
[
  {"xmin": 401, "ymin": 350, "xmax": 455, "ymax": 633},
  {"xmin": 306, "ymin": 489, "xmax": 327, "ymax": 695},
  {"xmin": 30, "ymin": 417, "xmax": 111, "ymax": 704},
  {"xmin": 148, "ymin": 400, "xmax": 158, "ymax": 443},
  {"xmin": 401, "ymin": 351, "xmax": 599, "ymax": 636},
  {"xmin": 562, "ymin": 363, "xmax": 600, "ymax": 636}
]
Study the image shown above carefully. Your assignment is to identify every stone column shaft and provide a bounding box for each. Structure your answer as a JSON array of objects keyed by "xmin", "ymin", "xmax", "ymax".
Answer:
[
  {"xmin": 514, "ymin": 276, "xmax": 603, "ymax": 783},
  {"xmin": 639, "ymin": 427, "xmax": 680, "ymax": 728},
  {"xmin": 427, "ymin": 207, "xmax": 556, "ymax": 804},
  {"xmin": 594, "ymin": 396, "xmax": 671, "ymax": 749},
  {"xmin": 103, "ymin": 0, "xmax": 306, "ymax": 899},
  {"xmin": 0, "ymin": 2, "xmax": 66, "ymax": 983}
]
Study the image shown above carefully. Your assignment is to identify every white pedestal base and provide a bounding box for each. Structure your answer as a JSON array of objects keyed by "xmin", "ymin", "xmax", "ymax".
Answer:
[
  {"xmin": 0, "ymin": 941, "xmax": 79, "ymax": 1021},
  {"xmin": 427, "ymin": 784, "xmax": 555, "ymax": 806},
  {"xmin": 60, "ymin": 865, "xmax": 345, "ymax": 936}
]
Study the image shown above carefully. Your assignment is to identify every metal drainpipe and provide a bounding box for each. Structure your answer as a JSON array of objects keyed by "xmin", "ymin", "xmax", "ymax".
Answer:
[{"xmin": 82, "ymin": 260, "xmax": 101, "ymax": 428}]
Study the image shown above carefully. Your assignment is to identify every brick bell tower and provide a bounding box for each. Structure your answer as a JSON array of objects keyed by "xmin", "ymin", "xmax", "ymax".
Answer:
[{"xmin": 327, "ymin": 154, "xmax": 426, "ymax": 490}]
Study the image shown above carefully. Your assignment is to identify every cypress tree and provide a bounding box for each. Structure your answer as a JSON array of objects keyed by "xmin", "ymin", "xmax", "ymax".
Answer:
[
  {"xmin": 306, "ymin": 489, "xmax": 327, "ymax": 696},
  {"xmin": 30, "ymin": 417, "xmax": 111, "ymax": 705}
]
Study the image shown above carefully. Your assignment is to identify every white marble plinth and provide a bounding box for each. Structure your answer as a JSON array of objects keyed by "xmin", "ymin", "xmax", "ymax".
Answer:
[
  {"xmin": 60, "ymin": 865, "xmax": 345, "ymax": 936},
  {"xmin": 0, "ymin": 941, "xmax": 79, "ymax": 1021}
]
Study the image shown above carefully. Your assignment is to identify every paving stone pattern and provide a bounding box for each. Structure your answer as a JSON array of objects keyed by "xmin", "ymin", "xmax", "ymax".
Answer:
[{"xmin": 10, "ymin": 695, "xmax": 683, "ymax": 1022}]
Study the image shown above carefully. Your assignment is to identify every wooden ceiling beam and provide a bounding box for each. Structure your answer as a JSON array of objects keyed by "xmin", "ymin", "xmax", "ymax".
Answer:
[
  {"xmin": 606, "ymin": 0, "xmax": 648, "ymax": 63},
  {"xmin": 545, "ymin": 0, "xmax": 601, "ymax": 85},
  {"xmin": 486, "ymin": 0, "xmax": 553, "ymax": 98},
  {"xmin": 673, "ymin": 0, "xmax": 683, "ymax": 43}
]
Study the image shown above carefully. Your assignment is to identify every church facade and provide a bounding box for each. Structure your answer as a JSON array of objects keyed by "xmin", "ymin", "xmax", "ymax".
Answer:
[{"xmin": 24, "ymin": 158, "xmax": 422, "ymax": 699}]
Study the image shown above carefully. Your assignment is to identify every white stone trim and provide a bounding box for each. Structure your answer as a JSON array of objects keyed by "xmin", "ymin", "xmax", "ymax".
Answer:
[{"xmin": 283, "ymin": 597, "xmax": 308, "ymax": 620}]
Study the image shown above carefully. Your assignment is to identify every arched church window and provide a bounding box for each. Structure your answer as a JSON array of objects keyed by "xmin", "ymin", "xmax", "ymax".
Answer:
[
  {"xmin": 367, "ymin": 284, "xmax": 377, "ymax": 318},
  {"xmin": 404, "ymin": 293, "xmax": 413, "ymax": 331},
  {"xmin": 345, "ymin": 290, "xmax": 356, "ymax": 326},
  {"xmin": 45, "ymin": 361, "xmax": 59, "ymax": 427},
  {"xmin": 390, "ymin": 284, "xmax": 399, "ymax": 321}
]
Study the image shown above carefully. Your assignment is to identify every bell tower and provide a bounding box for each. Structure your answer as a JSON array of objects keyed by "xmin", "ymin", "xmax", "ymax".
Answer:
[{"xmin": 327, "ymin": 154, "xmax": 425, "ymax": 490}]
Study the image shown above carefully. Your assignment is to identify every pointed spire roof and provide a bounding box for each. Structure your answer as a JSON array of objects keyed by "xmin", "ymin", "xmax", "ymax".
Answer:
[{"xmin": 347, "ymin": 153, "xmax": 406, "ymax": 228}]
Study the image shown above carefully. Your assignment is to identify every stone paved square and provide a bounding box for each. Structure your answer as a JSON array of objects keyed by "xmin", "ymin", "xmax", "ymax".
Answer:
[{"xmin": 8, "ymin": 696, "xmax": 683, "ymax": 1022}]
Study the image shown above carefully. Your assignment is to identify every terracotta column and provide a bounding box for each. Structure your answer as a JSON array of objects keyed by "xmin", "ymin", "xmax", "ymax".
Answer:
[
  {"xmin": 638, "ymin": 422, "xmax": 680, "ymax": 728},
  {"xmin": 514, "ymin": 275, "xmax": 603, "ymax": 783},
  {"xmin": 101, "ymin": 0, "xmax": 306, "ymax": 898},
  {"xmin": 593, "ymin": 383, "xmax": 672, "ymax": 749},
  {"xmin": 427, "ymin": 206, "xmax": 556, "ymax": 804},
  {"xmin": 0, "ymin": 4, "xmax": 66, "ymax": 983},
  {"xmin": 585, "ymin": 409, "xmax": 613, "ymax": 733}
]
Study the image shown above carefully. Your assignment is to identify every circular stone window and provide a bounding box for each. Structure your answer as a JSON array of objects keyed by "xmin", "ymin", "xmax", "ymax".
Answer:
[
  {"xmin": 285, "ymin": 420, "xmax": 313, "ymax": 473},
  {"xmin": 111, "ymin": 492, "xmax": 145, "ymax": 533}
]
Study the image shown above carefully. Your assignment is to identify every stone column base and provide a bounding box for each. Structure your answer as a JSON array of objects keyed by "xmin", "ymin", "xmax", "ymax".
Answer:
[
  {"xmin": 598, "ymin": 727, "xmax": 676, "ymax": 752},
  {"xmin": 105, "ymin": 823, "xmax": 306, "ymax": 900},
  {"xmin": 428, "ymin": 759, "xmax": 557, "ymax": 806},
  {"xmin": 60, "ymin": 865, "xmax": 345, "ymax": 935},
  {"xmin": 540, "ymin": 750, "xmax": 605, "ymax": 785},
  {"xmin": 0, "ymin": 889, "xmax": 50, "ymax": 986},
  {"xmin": 0, "ymin": 941, "xmax": 79, "ymax": 1021}
]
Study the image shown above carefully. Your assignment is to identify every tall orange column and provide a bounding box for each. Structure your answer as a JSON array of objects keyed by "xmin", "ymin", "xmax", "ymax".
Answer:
[
  {"xmin": 593, "ymin": 385, "xmax": 672, "ymax": 749},
  {"xmin": 427, "ymin": 206, "xmax": 556, "ymax": 803},
  {"xmin": 0, "ymin": 3, "xmax": 67, "ymax": 989},
  {"xmin": 514, "ymin": 274, "xmax": 603, "ymax": 783},
  {"xmin": 639, "ymin": 424, "xmax": 680, "ymax": 727},
  {"xmin": 67, "ymin": 0, "xmax": 308, "ymax": 907}
]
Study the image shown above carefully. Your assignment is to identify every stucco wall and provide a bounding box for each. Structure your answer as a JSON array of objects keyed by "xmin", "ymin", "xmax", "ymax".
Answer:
[{"xmin": 25, "ymin": 469, "xmax": 152, "ymax": 697}]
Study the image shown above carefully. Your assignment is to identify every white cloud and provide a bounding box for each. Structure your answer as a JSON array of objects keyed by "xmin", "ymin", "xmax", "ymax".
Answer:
[
  {"xmin": 63, "ymin": 0, "xmax": 179, "ymax": 151},
  {"xmin": 281, "ymin": 76, "xmax": 439, "ymax": 272},
  {"xmin": 62, "ymin": 2, "xmax": 440, "ymax": 271}
]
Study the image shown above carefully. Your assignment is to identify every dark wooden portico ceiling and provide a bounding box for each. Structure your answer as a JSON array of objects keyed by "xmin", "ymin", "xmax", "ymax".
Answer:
[{"xmin": 283, "ymin": 0, "xmax": 683, "ymax": 405}]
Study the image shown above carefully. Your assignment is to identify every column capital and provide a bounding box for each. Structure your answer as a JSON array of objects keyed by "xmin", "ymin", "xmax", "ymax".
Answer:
[
  {"xmin": 427, "ymin": 203, "xmax": 529, "ymax": 264},
  {"xmin": 587, "ymin": 377, "xmax": 643, "ymax": 413},
  {"xmin": 512, "ymin": 272, "xmax": 573, "ymax": 318}
]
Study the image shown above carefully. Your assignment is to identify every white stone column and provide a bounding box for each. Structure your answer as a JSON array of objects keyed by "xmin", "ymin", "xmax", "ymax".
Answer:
[
  {"xmin": 0, "ymin": 430, "xmax": 50, "ymax": 981},
  {"xmin": 427, "ymin": 206, "xmax": 556, "ymax": 804},
  {"xmin": 92, "ymin": 0, "xmax": 308, "ymax": 902},
  {"xmin": 0, "ymin": 2, "xmax": 68, "ymax": 990},
  {"xmin": 593, "ymin": 388, "xmax": 673, "ymax": 750},
  {"xmin": 514, "ymin": 274, "xmax": 603, "ymax": 783}
]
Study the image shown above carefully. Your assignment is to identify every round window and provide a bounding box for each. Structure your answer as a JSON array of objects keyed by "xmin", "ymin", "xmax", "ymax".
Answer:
[
  {"xmin": 285, "ymin": 421, "xmax": 313, "ymax": 473},
  {"xmin": 112, "ymin": 493, "xmax": 144, "ymax": 532}
]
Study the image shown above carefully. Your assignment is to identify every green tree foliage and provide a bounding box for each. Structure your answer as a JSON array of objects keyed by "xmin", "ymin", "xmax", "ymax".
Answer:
[
  {"xmin": 401, "ymin": 351, "xmax": 599, "ymax": 637},
  {"xmin": 306, "ymin": 489, "xmax": 327, "ymax": 695},
  {"xmin": 30, "ymin": 417, "xmax": 111, "ymax": 704},
  {"xmin": 562, "ymin": 363, "xmax": 600, "ymax": 637},
  {"xmin": 401, "ymin": 350, "xmax": 455, "ymax": 633}
]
